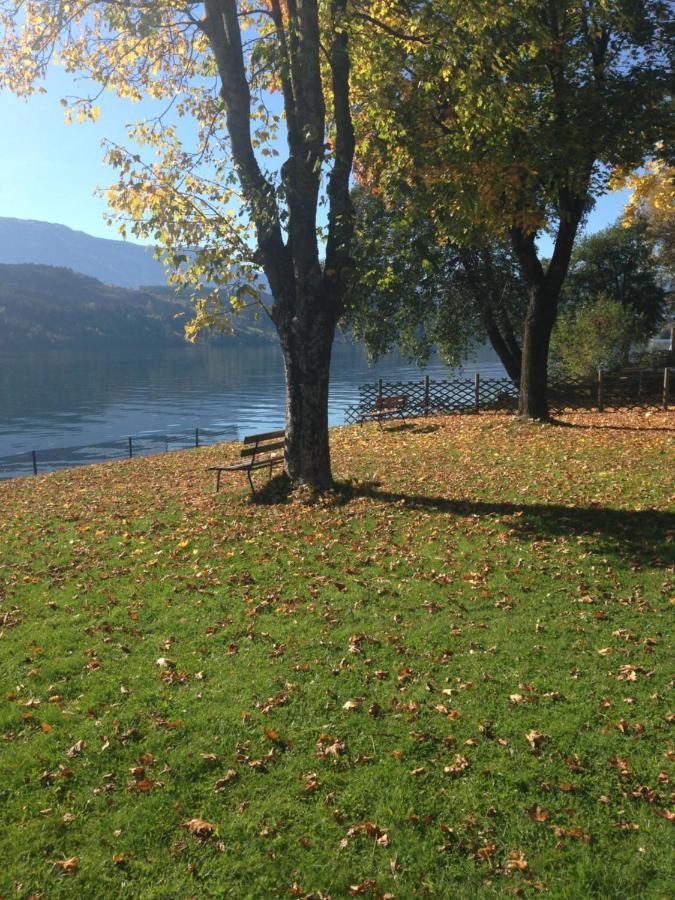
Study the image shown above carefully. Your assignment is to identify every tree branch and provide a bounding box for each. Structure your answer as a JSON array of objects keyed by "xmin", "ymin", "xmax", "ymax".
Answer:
[
  {"xmin": 202, "ymin": 0, "xmax": 290, "ymax": 298},
  {"xmin": 324, "ymin": 0, "xmax": 355, "ymax": 315}
]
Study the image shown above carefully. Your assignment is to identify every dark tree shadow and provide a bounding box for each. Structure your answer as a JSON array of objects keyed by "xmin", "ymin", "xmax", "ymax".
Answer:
[
  {"xmin": 331, "ymin": 481, "xmax": 675, "ymax": 568},
  {"xmin": 249, "ymin": 472, "xmax": 293, "ymax": 505},
  {"xmin": 550, "ymin": 417, "xmax": 675, "ymax": 434}
]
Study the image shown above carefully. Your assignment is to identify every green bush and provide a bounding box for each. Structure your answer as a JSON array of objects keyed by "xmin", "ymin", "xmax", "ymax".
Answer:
[{"xmin": 550, "ymin": 293, "xmax": 639, "ymax": 379}]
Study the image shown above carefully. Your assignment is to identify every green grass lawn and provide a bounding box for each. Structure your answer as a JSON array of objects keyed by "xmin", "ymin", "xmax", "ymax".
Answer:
[{"xmin": 1, "ymin": 410, "xmax": 673, "ymax": 899}]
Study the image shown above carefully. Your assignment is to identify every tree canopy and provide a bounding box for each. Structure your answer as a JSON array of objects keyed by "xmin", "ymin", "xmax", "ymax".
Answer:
[
  {"xmin": 345, "ymin": 187, "xmax": 526, "ymax": 382},
  {"xmin": 351, "ymin": 0, "xmax": 673, "ymax": 417}
]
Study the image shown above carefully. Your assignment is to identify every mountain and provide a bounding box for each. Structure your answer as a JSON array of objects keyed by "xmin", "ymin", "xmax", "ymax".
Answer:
[
  {"xmin": 0, "ymin": 218, "xmax": 167, "ymax": 288},
  {"xmin": 0, "ymin": 264, "xmax": 276, "ymax": 351}
]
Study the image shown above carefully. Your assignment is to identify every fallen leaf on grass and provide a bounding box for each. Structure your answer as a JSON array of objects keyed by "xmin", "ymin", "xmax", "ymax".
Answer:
[
  {"xmin": 50, "ymin": 857, "xmax": 79, "ymax": 872},
  {"xmin": 302, "ymin": 772, "xmax": 320, "ymax": 793},
  {"xmin": 505, "ymin": 850, "xmax": 529, "ymax": 872},
  {"xmin": 525, "ymin": 730, "xmax": 549, "ymax": 752},
  {"xmin": 129, "ymin": 778, "xmax": 159, "ymax": 792},
  {"xmin": 342, "ymin": 699, "xmax": 362, "ymax": 710},
  {"xmin": 214, "ymin": 769, "xmax": 239, "ymax": 790},
  {"xmin": 182, "ymin": 818, "xmax": 216, "ymax": 838},
  {"xmin": 339, "ymin": 821, "xmax": 390, "ymax": 850},
  {"xmin": 527, "ymin": 805, "xmax": 550, "ymax": 823},
  {"xmin": 444, "ymin": 754, "xmax": 470, "ymax": 776},
  {"xmin": 349, "ymin": 881, "xmax": 381, "ymax": 896},
  {"xmin": 552, "ymin": 825, "xmax": 592, "ymax": 844},
  {"xmin": 66, "ymin": 740, "xmax": 85, "ymax": 757},
  {"xmin": 156, "ymin": 657, "xmax": 175, "ymax": 669},
  {"xmin": 476, "ymin": 843, "xmax": 496, "ymax": 860}
]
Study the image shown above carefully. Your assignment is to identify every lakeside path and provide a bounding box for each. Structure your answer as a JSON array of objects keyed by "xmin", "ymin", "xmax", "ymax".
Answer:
[{"xmin": 1, "ymin": 411, "xmax": 673, "ymax": 898}]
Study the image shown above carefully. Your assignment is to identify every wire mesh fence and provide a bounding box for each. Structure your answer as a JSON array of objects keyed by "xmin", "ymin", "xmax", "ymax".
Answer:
[
  {"xmin": 344, "ymin": 376, "xmax": 518, "ymax": 424},
  {"xmin": 0, "ymin": 425, "xmax": 237, "ymax": 480},
  {"xmin": 345, "ymin": 368, "xmax": 672, "ymax": 424}
]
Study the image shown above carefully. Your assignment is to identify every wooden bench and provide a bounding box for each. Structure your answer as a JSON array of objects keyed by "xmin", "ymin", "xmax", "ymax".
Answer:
[
  {"xmin": 361, "ymin": 394, "xmax": 408, "ymax": 427},
  {"xmin": 208, "ymin": 429, "xmax": 285, "ymax": 495}
]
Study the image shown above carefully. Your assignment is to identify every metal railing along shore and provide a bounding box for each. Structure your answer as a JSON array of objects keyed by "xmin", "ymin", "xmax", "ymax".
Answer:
[{"xmin": 0, "ymin": 425, "xmax": 237, "ymax": 480}]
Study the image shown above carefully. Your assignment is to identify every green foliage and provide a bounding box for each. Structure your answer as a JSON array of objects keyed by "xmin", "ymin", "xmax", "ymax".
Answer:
[
  {"xmin": 344, "ymin": 187, "xmax": 526, "ymax": 375},
  {"xmin": 352, "ymin": 0, "xmax": 673, "ymax": 238},
  {"xmin": 562, "ymin": 220, "xmax": 667, "ymax": 335},
  {"xmin": 550, "ymin": 293, "xmax": 638, "ymax": 379}
]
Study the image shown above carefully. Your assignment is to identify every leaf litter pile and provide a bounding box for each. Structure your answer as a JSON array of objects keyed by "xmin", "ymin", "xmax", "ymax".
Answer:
[{"xmin": 1, "ymin": 410, "xmax": 673, "ymax": 898}]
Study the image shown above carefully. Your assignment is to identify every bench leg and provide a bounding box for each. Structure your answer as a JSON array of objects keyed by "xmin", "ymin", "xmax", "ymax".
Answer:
[
  {"xmin": 215, "ymin": 470, "xmax": 222, "ymax": 493},
  {"xmin": 247, "ymin": 469, "xmax": 257, "ymax": 497}
]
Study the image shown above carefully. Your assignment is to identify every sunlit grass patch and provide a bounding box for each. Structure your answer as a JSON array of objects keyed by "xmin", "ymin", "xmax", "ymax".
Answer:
[{"xmin": 1, "ymin": 410, "xmax": 673, "ymax": 898}]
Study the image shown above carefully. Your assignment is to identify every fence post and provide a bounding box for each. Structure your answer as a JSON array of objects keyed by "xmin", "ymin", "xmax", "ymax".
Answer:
[
  {"xmin": 128, "ymin": 437, "xmax": 133, "ymax": 458},
  {"xmin": 377, "ymin": 378, "xmax": 383, "ymax": 400},
  {"xmin": 32, "ymin": 450, "xmax": 37, "ymax": 476},
  {"xmin": 664, "ymin": 367, "xmax": 671, "ymax": 410},
  {"xmin": 474, "ymin": 373, "xmax": 481, "ymax": 414},
  {"xmin": 195, "ymin": 427, "xmax": 200, "ymax": 448},
  {"xmin": 597, "ymin": 369, "xmax": 604, "ymax": 412},
  {"xmin": 424, "ymin": 375, "xmax": 430, "ymax": 416}
]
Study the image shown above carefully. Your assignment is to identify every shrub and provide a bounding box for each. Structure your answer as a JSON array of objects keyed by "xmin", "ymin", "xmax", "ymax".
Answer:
[{"xmin": 550, "ymin": 293, "xmax": 639, "ymax": 379}]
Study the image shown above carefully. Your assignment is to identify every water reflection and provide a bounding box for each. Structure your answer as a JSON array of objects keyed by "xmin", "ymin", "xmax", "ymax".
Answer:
[{"xmin": 0, "ymin": 341, "xmax": 504, "ymax": 471}]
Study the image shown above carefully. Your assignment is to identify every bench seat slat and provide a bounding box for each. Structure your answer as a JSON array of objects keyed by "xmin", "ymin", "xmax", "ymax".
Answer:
[
  {"xmin": 240, "ymin": 440, "xmax": 285, "ymax": 458},
  {"xmin": 243, "ymin": 429, "xmax": 285, "ymax": 444},
  {"xmin": 208, "ymin": 455, "xmax": 284, "ymax": 474}
]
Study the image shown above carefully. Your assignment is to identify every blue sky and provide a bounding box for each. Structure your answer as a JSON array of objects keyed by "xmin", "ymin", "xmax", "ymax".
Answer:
[{"xmin": 0, "ymin": 67, "xmax": 630, "ymax": 251}]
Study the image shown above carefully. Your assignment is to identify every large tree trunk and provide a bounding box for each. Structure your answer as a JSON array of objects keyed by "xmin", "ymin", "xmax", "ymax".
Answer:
[
  {"xmin": 511, "ymin": 203, "xmax": 583, "ymax": 419},
  {"xmin": 277, "ymin": 298, "xmax": 336, "ymax": 490},
  {"xmin": 482, "ymin": 306, "xmax": 522, "ymax": 383},
  {"xmin": 203, "ymin": 0, "xmax": 353, "ymax": 492},
  {"xmin": 518, "ymin": 284, "xmax": 558, "ymax": 419}
]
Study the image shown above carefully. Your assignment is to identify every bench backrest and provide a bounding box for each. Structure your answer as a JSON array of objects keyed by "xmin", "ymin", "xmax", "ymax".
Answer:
[
  {"xmin": 374, "ymin": 394, "xmax": 407, "ymax": 411},
  {"xmin": 240, "ymin": 429, "xmax": 285, "ymax": 459}
]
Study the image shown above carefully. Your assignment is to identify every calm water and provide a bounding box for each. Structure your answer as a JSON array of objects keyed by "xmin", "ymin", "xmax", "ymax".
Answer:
[{"xmin": 0, "ymin": 341, "xmax": 504, "ymax": 477}]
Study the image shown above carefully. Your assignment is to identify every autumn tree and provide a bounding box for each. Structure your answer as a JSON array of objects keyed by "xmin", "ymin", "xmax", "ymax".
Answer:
[
  {"xmin": 352, "ymin": 0, "xmax": 673, "ymax": 418},
  {"xmin": 615, "ymin": 158, "xmax": 675, "ymax": 281},
  {"xmin": 346, "ymin": 187, "xmax": 525, "ymax": 381},
  {"xmin": 0, "ymin": 0, "xmax": 355, "ymax": 490}
]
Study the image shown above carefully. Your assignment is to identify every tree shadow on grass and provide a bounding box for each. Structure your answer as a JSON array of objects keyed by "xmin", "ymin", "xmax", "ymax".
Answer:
[
  {"xmin": 551, "ymin": 418, "xmax": 675, "ymax": 434},
  {"xmin": 249, "ymin": 472, "xmax": 292, "ymax": 504},
  {"xmin": 334, "ymin": 481, "xmax": 675, "ymax": 568}
]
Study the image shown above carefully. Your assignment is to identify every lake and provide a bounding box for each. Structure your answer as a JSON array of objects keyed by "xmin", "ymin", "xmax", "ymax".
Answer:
[{"xmin": 0, "ymin": 341, "xmax": 505, "ymax": 478}]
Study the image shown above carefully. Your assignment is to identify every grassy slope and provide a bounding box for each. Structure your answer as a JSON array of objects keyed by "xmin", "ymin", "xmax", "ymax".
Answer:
[{"xmin": 0, "ymin": 411, "xmax": 673, "ymax": 899}]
